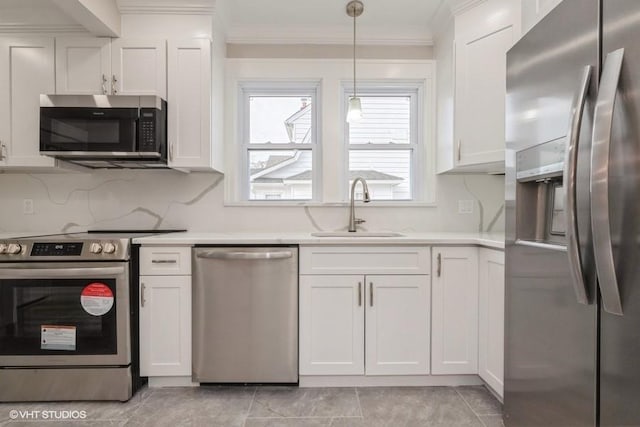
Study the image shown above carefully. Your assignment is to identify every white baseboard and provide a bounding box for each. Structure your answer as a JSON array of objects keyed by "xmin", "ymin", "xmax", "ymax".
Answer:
[
  {"xmin": 147, "ymin": 376, "xmax": 199, "ymax": 388},
  {"xmin": 299, "ymin": 375, "xmax": 484, "ymax": 387}
]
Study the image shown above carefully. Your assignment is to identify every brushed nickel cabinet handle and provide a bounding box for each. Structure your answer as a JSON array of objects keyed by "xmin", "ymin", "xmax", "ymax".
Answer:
[
  {"xmin": 141, "ymin": 283, "xmax": 146, "ymax": 307},
  {"xmin": 112, "ymin": 74, "xmax": 118, "ymax": 94},
  {"xmin": 358, "ymin": 281, "xmax": 362, "ymax": 306},
  {"xmin": 369, "ymin": 282, "xmax": 373, "ymax": 307},
  {"xmin": 437, "ymin": 253, "xmax": 442, "ymax": 277},
  {"xmin": 457, "ymin": 140, "xmax": 462, "ymax": 162},
  {"xmin": 101, "ymin": 74, "xmax": 107, "ymax": 94},
  {"xmin": 151, "ymin": 259, "xmax": 177, "ymax": 264}
]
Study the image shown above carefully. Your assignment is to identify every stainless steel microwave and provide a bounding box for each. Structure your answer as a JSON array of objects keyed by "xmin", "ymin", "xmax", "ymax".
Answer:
[{"xmin": 40, "ymin": 95, "xmax": 167, "ymax": 169}]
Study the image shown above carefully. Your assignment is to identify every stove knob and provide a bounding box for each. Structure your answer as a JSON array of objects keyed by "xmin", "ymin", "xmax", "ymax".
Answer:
[
  {"xmin": 103, "ymin": 242, "xmax": 117, "ymax": 254},
  {"xmin": 7, "ymin": 243, "xmax": 22, "ymax": 255},
  {"xmin": 89, "ymin": 242, "xmax": 103, "ymax": 254},
  {"xmin": 0, "ymin": 243, "xmax": 8, "ymax": 254}
]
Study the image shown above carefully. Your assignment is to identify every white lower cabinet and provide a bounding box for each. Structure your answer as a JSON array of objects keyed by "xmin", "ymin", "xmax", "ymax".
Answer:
[
  {"xmin": 431, "ymin": 247, "xmax": 479, "ymax": 375},
  {"xmin": 139, "ymin": 247, "xmax": 192, "ymax": 378},
  {"xmin": 299, "ymin": 274, "xmax": 430, "ymax": 377},
  {"xmin": 139, "ymin": 275, "xmax": 191, "ymax": 377},
  {"xmin": 299, "ymin": 275, "xmax": 365, "ymax": 375},
  {"xmin": 299, "ymin": 245, "xmax": 431, "ymax": 377},
  {"xmin": 365, "ymin": 275, "xmax": 430, "ymax": 375},
  {"xmin": 478, "ymin": 248, "xmax": 505, "ymax": 397}
]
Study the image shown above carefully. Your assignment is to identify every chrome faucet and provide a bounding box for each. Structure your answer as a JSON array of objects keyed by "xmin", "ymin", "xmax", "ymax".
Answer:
[{"xmin": 348, "ymin": 177, "xmax": 371, "ymax": 232}]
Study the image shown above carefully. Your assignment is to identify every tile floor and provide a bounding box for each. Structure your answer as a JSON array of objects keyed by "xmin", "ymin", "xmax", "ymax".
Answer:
[{"xmin": 0, "ymin": 385, "xmax": 503, "ymax": 427}]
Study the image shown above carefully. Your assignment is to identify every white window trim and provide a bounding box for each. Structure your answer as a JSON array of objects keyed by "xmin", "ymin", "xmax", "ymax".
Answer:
[
  {"xmin": 341, "ymin": 80, "xmax": 426, "ymax": 202},
  {"xmin": 237, "ymin": 81, "xmax": 322, "ymax": 202}
]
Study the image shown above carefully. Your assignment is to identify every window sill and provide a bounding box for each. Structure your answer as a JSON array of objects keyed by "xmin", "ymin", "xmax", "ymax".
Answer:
[{"xmin": 224, "ymin": 201, "xmax": 437, "ymax": 208}]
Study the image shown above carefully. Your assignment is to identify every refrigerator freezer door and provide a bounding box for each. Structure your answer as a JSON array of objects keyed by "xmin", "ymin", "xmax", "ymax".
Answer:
[
  {"xmin": 600, "ymin": 2, "xmax": 640, "ymax": 425},
  {"xmin": 505, "ymin": 0, "xmax": 599, "ymax": 425}
]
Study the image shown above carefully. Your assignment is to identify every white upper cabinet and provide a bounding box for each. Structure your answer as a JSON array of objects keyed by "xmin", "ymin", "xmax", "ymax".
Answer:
[
  {"xmin": 55, "ymin": 37, "xmax": 111, "ymax": 95},
  {"xmin": 436, "ymin": 0, "xmax": 521, "ymax": 173},
  {"xmin": 0, "ymin": 37, "xmax": 56, "ymax": 169},
  {"xmin": 521, "ymin": 0, "xmax": 563, "ymax": 36},
  {"xmin": 167, "ymin": 39, "xmax": 213, "ymax": 170},
  {"xmin": 111, "ymin": 39, "xmax": 166, "ymax": 98},
  {"xmin": 56, "ymin": 37, "xmax": 166, "ymax": 98}
]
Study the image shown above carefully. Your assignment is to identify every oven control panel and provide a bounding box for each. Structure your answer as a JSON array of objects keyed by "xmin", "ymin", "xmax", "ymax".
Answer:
[
  {"xmin": 0, "ymin": 239, "xmax": 126, "ymax": 261},
  {"xmin": 31, "ymin": 242, "xmax": 83, "ymax": 256}
]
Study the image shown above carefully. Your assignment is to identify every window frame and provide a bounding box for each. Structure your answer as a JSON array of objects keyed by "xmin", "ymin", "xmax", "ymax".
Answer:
[
  {"xmin": 238, "ymin": 81, "xmax": 322, "ymax": 202},
  {"xmin": 341, "ymin": 81, "xmax": 425, "ymax": 202}
]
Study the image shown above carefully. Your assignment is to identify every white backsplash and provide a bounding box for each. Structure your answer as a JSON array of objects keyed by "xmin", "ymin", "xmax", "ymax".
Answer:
[{"xmin": 0, "ymin": 170, "xmax": 504, "ymax": 234}]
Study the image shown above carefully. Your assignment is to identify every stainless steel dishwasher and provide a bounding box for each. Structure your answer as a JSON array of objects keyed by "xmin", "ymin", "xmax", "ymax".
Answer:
[{"xmin": 192, "ymin": 246, "xmax": 298, "ymax": 383}]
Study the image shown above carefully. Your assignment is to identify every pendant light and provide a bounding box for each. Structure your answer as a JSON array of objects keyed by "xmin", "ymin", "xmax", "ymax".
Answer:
[{"xmin": 346, "ymin": 0, "xmax": 364, "ymax": 123}]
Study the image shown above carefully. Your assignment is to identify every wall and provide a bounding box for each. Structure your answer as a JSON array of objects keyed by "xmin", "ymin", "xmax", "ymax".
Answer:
[
  {"xmin": 0, "ymin": 169, "xmax": 504, "ymax": 234},
  {"xmin": 0, "ymin": 12, "xmax": 506, "ymax": 235}
]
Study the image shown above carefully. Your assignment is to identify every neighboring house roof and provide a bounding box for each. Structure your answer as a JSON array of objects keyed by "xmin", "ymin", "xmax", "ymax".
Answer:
[
  {"xmin": 253, "ymin": 169, "xmax": 403, "ymax": 183},
  {"xmin": 285, "ymin": 103, "xmax": 311, "ymax": 124},
  {"xmin": 250, "ymin": 153, "xmax": 302, "ymax": 179}
]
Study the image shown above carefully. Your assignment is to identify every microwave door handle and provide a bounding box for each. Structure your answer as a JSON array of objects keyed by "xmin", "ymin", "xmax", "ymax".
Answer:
[
  {"xmin": 564, "ymin": 65, "xmax": 592, "ymax": 305},
  {"xmin": 591, "ymin": 48, "xmax": 624, "ymax": 316}
]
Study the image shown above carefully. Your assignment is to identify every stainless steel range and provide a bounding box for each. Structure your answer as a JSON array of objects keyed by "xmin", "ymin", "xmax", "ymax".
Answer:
[{"xmin": 0, "ymin": 231, "xmax": 168, "ymax": 402}]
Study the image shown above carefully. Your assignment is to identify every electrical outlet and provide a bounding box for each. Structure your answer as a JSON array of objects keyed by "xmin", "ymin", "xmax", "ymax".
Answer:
[
  {"xmin": 23, "ymin": 199, "xmax": 34, "ymax": 215},
  {"xmin": 458, "ymin": 199, "xmax": 474, "ymax": 214}
]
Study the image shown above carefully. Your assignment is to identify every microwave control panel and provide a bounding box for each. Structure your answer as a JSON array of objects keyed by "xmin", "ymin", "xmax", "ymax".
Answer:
[{"xmin": 139, "ymin": 109, "xmax": 157, "ymax": 152}]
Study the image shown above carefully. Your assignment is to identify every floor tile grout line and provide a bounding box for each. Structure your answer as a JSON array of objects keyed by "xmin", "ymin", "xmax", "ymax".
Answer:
[
  {"xmin": 355, "ymin": 387, "xmax": 364, "ymax": 418},
  {"xmin": 243, "ymin": 387, "xmax": 258, "ymax": 427},
  {"xmin": 455, "ymin": 387, "xmax": 486, "ymax": 426}
]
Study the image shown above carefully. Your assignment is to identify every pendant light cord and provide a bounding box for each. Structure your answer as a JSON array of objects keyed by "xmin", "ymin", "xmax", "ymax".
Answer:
[{"xmin": 353, "ymin": 8, "xmax": 357, "ymax": 99}]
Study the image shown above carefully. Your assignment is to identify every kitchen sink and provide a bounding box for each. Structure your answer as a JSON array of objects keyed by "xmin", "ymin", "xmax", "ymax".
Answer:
[{"xmin": 311, "ymin": 231, "xmax": 405, "ymax": 237}]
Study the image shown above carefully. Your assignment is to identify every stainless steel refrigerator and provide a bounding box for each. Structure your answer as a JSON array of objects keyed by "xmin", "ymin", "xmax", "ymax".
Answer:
[{"xmin": 505, "ymin": 1, "xmax": 640, "ymax": 425}]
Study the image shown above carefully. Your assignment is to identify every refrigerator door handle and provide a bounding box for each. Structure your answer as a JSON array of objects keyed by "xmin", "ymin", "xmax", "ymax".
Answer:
[
  {"xmin": 591, "ymin": 48, "xmax": 625, "ymax": 316},
  {"xmin": 564, "ymin": 65, "xmax": 592, "ymax": 305}
]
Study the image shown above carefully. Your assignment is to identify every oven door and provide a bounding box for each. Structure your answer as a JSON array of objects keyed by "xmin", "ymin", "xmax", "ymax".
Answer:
[
  {"xmin": 0, "ymin": 262, "xmax": 130, "ymax": 367},
  {"xmin": 40, "ymin": 107, "xmax": 138, "ymax": 153}
]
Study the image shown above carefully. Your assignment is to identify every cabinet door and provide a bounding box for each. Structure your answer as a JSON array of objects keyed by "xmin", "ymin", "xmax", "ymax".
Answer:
[
  {"xmin": 454, "ymin": 0, "xmax": 519, "ymax": 167},
  {"xmin": 111, "ymin": 39, "xmax": 166, "ymax": 98},
  {"xmin": 479, "ymin": 249, "xmax": 505, "ymax": 397},
  {"xmin": 0, "ymin": 37, "xmax": 56, "ymax": 168},
  {"xmin": 55, "ymin": 37, "xmax": 111, "ymax": 95},
  {"xmin": 139, "ymin": 275, "xmax": 191, "ymax": 377},
  {"xmin": 167, "ymin": 39, "xmax": 212, "ymax": 169},
  {"xmin": 365, "ymin": 275, "xmax": 430, "ymax": 375},
  {"xmin": 431, "ymin": 247, "xmax": 479, "ymax": 374},
  {"xmin": 299, "ymin": 275, "xmax": 365, "ymax": 375}
]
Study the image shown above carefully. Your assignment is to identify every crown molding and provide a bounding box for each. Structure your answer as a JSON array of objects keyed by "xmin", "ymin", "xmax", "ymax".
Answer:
[
  {"xmin": 449, "ymin": 0, "xmax": 488, "ymax": 16},
  {"xmin": 117, "ymin": 1, "xmax": 214, "ymax": 15},
  {"xmin": 226, "ymin": 26, "xmax": 434, "ymax": 46},
  {"xmin": 0, "ymin": 24, "xmax": 87, "ymax": 34}
]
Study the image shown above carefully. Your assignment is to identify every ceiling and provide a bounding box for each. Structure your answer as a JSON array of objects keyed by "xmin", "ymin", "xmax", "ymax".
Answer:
[
  {"xmin": 0, "ymin": 0, "xmax": 448, "ymax": 45},
  {"xmin": 222, "ymin": 0, "xmax": 446, "ymax": 45}
]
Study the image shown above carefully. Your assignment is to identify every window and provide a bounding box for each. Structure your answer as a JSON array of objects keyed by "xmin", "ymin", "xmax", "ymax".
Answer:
[
  {"xmin": 344, "ymin": 84, "xmax": 422, "ymax": 201},
  {"xmin": 239, "ymin": 82, "xmax": 320, "ymax": 201}
]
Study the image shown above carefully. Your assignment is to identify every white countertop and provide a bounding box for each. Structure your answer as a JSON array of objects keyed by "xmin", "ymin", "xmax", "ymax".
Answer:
[{"xmin": 132, "ymin": 231, "xmax": 505, "ymax": 249}]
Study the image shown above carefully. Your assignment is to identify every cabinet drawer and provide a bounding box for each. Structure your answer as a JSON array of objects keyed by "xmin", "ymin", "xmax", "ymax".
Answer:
[
  {"xmin": 300, "ymin": 246, "xmax": 430, "ymax": 275},
  {"xmin": 140, "ymin": 247, "xmax": 191, "ymax": 275}
]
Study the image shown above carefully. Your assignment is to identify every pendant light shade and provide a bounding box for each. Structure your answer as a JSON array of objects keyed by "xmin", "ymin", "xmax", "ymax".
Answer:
[
  {"xmin": 346, "ymin": 0, "xmax": 364, "ymax": 123},
  {"xmin": 347, "ymin": 97, "xmax": 363, "ymax": 123}
]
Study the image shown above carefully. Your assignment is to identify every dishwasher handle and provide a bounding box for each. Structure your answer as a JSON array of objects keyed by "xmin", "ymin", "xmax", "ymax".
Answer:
[{"xmin": 196, "ymin": 250, "xmax": 293, "ymax": 260}]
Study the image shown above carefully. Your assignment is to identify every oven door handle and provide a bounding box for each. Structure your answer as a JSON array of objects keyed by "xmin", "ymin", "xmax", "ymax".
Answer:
[{"xmin": 0, "ymin": 266, "xmax": 126, "ymax": 279}]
